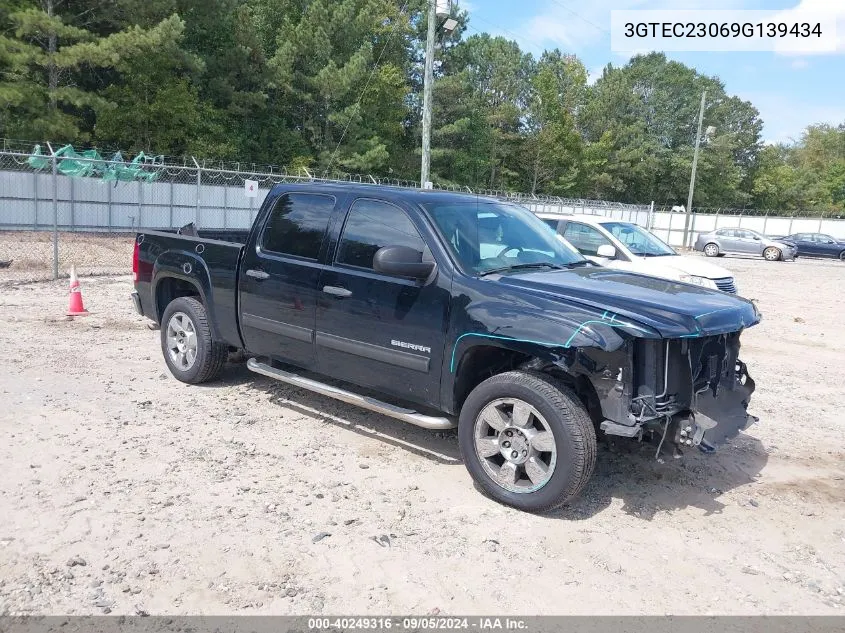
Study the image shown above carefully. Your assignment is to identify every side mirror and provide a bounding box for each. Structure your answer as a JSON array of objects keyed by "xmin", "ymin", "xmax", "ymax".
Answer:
[
  {"xmin": 596, "ymin": 244, "xmax": 617, "ymax": 259},
  {"xmin": 752, "ymin": 235, "xmax": 761, "ymax": 240},
  {"xmin": 373, "ymin": 245, "xmax": 436, "ymax": 281}
]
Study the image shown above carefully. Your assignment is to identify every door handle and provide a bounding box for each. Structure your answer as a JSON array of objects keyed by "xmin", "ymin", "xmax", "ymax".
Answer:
[
  {"xmin": 245, "ymin": 269, "xmax": 270, "ymax": 280},
  {"xmin": 322, "ymin": 285, "xmax": 352, "ymax": 298}
]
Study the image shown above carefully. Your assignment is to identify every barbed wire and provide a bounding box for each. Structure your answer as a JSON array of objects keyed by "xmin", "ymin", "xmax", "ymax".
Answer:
[{"xmin": 4, "ymin": 137, "xmax": 842, "ymax": 217}]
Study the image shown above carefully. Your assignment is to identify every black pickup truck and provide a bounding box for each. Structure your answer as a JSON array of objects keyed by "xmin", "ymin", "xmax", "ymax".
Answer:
[{"xmin": 132, "ymin": 184, "xmax": 760, "ymax": 512}]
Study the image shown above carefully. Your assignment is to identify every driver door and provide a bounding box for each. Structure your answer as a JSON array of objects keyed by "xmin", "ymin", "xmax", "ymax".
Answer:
[{"xmin": 315, "ymin": 197, "xmax": 450, "ymax": 407}]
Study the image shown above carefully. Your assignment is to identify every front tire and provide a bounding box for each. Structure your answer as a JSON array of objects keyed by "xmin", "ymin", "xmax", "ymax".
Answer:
[
  {"xmin": 703, "ymin": 243, "xmax": 720, "ymax": 257},
  {"xmin": 763, "ymin": 246, "xmax": 782, "ymax": 261},
  {"xmin": 458, "ymin": 371, "xmax": 596, "ymax": 512},
  {"xmin": 160, "ymin": 297, "xmax": 228, "ymax": 384}
]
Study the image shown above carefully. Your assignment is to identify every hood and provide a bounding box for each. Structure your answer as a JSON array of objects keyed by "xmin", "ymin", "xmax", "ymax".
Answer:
[
  {"xmin": 494, "ymin": 267, "xmax": 759, "ymax": 339},
  {"xmin": 628, "ymin": 255, "xmax": 732, "ymax": 280}
]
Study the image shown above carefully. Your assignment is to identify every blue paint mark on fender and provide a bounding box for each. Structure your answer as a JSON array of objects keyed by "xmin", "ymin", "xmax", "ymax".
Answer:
[{"xmin": 450, "ymin": 312, "xmax": 650, "ymax": 373}]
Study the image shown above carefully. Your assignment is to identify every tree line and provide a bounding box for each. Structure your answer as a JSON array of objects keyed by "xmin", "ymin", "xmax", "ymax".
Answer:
[{"xmin": 1, "ymin": 0, "xmax": 843, "ymax": 212}]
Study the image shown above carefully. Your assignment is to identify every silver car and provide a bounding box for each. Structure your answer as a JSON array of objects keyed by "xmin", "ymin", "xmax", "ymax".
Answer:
[{"xmin": 694, "ymin": 227, "xmax": 797, "ymax": 261}]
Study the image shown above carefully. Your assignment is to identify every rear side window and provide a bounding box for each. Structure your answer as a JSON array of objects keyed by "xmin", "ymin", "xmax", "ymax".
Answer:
[
  {"xmin": 261, "ymin": 193, "xmax": 336, "ymax": 259},
  {"xmin": 541, "ymin": 218, "xmax": 560, "ymax": 231},
  {"xmin": 561, "ymin": 222, "xmax": 612, "ymax": 256},
  {"xmin": 337, "ymin": 198, "xmax": 429, "ymax": 270}
]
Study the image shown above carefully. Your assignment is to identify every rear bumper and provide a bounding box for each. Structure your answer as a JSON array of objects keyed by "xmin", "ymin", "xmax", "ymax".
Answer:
[{"xmin": 130, "ymin": 291, "xmax": 143, "ymax": 316}]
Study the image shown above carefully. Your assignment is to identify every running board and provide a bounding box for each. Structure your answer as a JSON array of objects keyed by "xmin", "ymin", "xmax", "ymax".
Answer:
[{"xmin": 247, "ymin": 358, "xmax": 457, "ymax": 430}]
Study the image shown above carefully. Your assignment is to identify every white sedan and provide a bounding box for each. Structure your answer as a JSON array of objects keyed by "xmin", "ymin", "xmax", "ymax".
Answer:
[{"xmin": 537, "ymin": 213, "xmax": 738, "ymax": 293}]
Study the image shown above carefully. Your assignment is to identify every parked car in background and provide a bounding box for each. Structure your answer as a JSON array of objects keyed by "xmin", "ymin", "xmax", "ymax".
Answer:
[
  {"xmin": 768, "ymin": 233, "xmax": 845, "ymax": 260},
  {"xmin": 537, "ymin": 213, "xmax": 738, "ymax": 293},
  {"xmin": 693, "ymin": 228, "xmax": 797, "ymax": 261}
]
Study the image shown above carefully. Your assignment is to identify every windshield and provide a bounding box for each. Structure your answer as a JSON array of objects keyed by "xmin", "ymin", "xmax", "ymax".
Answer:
[
  {"xmin": 601, "ymin": 222, "xmax": 676, "ymax": 257},
  {"xmin": 422, "ymin": 201, "xmax": 585, "ymax": 274}
]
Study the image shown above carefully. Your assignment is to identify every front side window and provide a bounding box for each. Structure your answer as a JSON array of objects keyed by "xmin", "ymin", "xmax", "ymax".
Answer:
[
  {"xmin": 337, "ymin": 198, "xmax": 429, "ymax": 270},
  {"xmin": 261, "ymin": 193, "xmax": 336, "ymax": 259},
  {"xmin": 561, "ymin": 222, "xmax": 613, "ymax": 257},
  {"xmin": 424, "ymin": 201, "xmax": 584, "ymax": 274},
  {"xmin": 601, "ymin": 222, "xmax": 676, "ymax": 257}
]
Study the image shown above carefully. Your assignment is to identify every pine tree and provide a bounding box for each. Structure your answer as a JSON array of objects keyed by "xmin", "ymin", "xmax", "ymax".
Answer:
[{"xmin": 0, "ymin": 0, "xmax": 194, "ymax": 145}]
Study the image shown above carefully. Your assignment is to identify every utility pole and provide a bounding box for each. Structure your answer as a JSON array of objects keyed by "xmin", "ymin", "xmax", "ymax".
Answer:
[
  {"xmin": 420, "ymin": 0, "xmax": 436, "ymax": 189},
  {"xmin": 682, "ymin": 90, "xmax": 706, "ymax": 249}
]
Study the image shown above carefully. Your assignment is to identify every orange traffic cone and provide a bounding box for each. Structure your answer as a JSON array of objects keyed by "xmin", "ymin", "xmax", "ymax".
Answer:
[{"xmin": 66, "ymin": 265, "xmax": 89, "ymax": 316}]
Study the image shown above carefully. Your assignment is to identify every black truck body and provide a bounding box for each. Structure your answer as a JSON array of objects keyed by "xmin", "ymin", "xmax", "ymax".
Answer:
[{"xmin": 133, "ymin": 184, "xmax": 760, "ymax": 511}]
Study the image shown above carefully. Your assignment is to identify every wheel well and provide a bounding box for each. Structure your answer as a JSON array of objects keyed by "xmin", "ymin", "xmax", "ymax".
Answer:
[
  {"xmin": 155, "ymin": 277, "xmax": 202, "ymax": 322},
  {"xmin": 453, "ymin": 346, "xmax": 531, "ymax": 412},
  {"xmin": 452, "ymin": 346, "xmax": 603, "ymax": 425}
]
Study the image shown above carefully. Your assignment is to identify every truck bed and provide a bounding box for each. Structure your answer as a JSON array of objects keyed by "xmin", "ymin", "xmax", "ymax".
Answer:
[
  {"xmin": 134, "ymin": 229, "xmax": 245, "ymax": 348},
  {"xmin": 157, "ymin": 226, "xmax": 250, "ymax": 245}
]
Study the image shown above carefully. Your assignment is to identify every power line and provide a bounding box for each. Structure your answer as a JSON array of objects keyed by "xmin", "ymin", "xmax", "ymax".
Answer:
[
  {"xmin": 323, "ymin": 2, "xmax": 410, "ymax": 177},
  {"xmin": 546, "ymin": 0, "xmax": 608, "ymax": 34},
  {"xmin": 467, "ymin": 14, "xmax": 547, "ymax": 55}
]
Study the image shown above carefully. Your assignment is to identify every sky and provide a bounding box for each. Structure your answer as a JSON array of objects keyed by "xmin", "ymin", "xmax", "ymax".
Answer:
[{"xmin": 459, "ymin": 0, "xmax": 845, "ymax": 144}]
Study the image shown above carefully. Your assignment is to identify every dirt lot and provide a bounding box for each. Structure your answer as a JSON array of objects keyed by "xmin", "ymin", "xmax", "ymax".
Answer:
[{"xmin": 0, "ymin": 254, "xmax": 843, "ymax": 616}]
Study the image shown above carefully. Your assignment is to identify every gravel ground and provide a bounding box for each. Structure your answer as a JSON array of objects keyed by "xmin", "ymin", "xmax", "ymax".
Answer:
[{"xmin": 0, "ymin": 254, "xmax": 843, "ymax": 615}]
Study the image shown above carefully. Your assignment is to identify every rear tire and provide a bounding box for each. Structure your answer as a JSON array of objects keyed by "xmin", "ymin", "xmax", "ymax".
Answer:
[
  {"xmin": 839, "ymin": 250, "xmax": 845, "ymax": 261},
  {"xmin": 458, "ymin": 371, "xmax": 596, "ymax": 513},
  {"xmin": 160, "ymin": 297, "xmax": 228, "ymax": 384},
  {"xmin": 703, "ymin": 243, "xmax": 719, "ymax": 257},
  {"xmin": 763, "ymin": 246, "xmax": 782, "ymax": 261}
]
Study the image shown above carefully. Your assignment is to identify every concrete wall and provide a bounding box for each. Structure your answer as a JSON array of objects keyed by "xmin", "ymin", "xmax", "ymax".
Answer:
[{"xmin": 2, "ymin": 169, "xmax": 844, "ymax": 243}]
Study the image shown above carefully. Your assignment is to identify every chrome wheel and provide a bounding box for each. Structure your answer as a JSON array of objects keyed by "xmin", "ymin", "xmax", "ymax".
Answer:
[
  {"xmin": 703, "ymin": 243, "xmax": 719, "ymax": 257},
  {"xmin": 763, "ymin": 246, "xmax": 781, "ymax": 261},
  {"xmin": 474, "ymin": 398, "xmax": 556, "ymax": 493},
  {"xmin": 165, "ymin": 312, "xmax": 198, "ymax": 371}
]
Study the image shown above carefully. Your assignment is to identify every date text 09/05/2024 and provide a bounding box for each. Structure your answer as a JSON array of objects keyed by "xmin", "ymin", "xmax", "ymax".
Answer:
[{"xmin": 307, "ymin": 617, "xmax": 529, "ymax": 630}]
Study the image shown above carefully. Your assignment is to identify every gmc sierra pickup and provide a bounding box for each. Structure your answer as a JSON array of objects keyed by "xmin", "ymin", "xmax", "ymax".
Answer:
[{"xmin": 132, "ymin": 184, "xmax": 760, "ymax": 512}]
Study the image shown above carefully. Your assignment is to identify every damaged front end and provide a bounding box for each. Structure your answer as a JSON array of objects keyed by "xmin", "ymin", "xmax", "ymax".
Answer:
[{"xmin": 586, "ymin": 333, "xmax": 757, "ymax": 456}]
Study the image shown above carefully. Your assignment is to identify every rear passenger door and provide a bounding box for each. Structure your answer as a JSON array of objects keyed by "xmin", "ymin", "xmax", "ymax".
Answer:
[
  {"xmin": 561, "ymin": 221, "xmax": 614, "ymax": 259},
  {"xmin": 793, "ymin": 233, "xmax": 814, "ymax": 256},
  {"xmin": 238, "ymin": 191, "xmax": 339, "ymax": 370},
  {"xmin": 315, "ymin": 198, "xmax": 450, "ymax": 407},
  {"xmin": 717, "ymin": 229, "xmax": 741, "ymax": 253}
]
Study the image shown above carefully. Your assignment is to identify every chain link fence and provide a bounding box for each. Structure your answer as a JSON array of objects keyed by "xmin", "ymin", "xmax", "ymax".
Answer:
[{"xmin": 2, "ymin": 140, "xmax": 844, "ymax": 283}]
